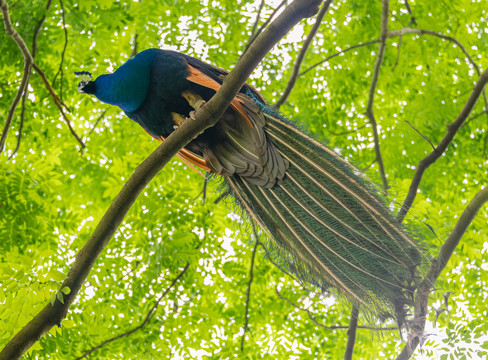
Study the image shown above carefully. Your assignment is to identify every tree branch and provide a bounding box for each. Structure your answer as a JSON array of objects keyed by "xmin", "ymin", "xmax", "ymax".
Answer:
[
  {"xmin": 300, "ymin": 25, "xmax": 488, "ymax": 197},
  {"xmin": 130, "ymin": 32, "xmax": 138, "ymax": 57},
  {"xmin": 388, "ymin": 27, "xmax": 488, "ymax": 150},
  {"xmin": 32, "ymin": 62, "xmax": 85, "ymax": 149},
  {"xmin": 299, "ymin": 39, "xmax": 380, "ymax": 77},
  {"xmin": 8, "ymin": 0, "xmax": 53, "ymax": 159},
  {"xmin": 0, "ymin": 1, "xmax": 322, "ymax": 358},
  {"xmin": 86, "ymin": 109, "xmax": 107, "ymax": 137},
  {"xmin": 8, "ymin": 85, "xmax": 27, "ymax": 159},
  {"xmin": 240, "ymin": 239, "xmax": 259, "ymax": 352},
  {"xmin": 0, "ymin": 0, "xmax": 85, "ymax": 154},
  {"xmin": 462, "ymin": 110, "xmax": 487, "ymax": 127},
  {"xmin": 365, "ymin": 0, "xmax": 390, "ymax": 192},
  {"xmin": 249, "ymin": 0, "xmax": 265, "ymax": 38},
  {"xmin": 0, "ymin": 0, "xmax": 33, "ymax": 154},
  {"xmin": 404, "ymin": 120, "xmax": 435, "ymax": 150},
  {"xmin": 241, "ymin": 0, "xmax": 287, "ymax": 58},
  {"xmin": 275, "ymin": 287, "xmax": 396, "ymax": 331},
  {"xmin": 274, "ymin": 0, "xmax": 332, "ymax": 109},
  {"xmin": 51, "ymin": 0, "xmax": 68, "ymax": 100},
  {"xmin": 396, "ymin": 185, "xmax": 488, "ymax": 359},
  {"xmin": 392, "ymin": 34, "xmax": 402, "ymax": 71},
  {"xmin": 396, "ymin": 67, "xmax": 488, "ymax": 222},
  {"xmin": 74, "ymin": 263, "xmax": 190, "ymax": 360},
  {"xmin": 388, "ymin": 28, "xmax": 479, "ymax": 73},
  {"xmin": 344, "ymin": 305, "xmax": 359, "ymax": 360}
]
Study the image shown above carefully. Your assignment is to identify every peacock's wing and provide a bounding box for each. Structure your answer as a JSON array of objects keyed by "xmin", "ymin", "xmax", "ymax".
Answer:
[
  {"xmin": 204, "ymin": 93, "xmax": 289, "ymax": 188},
  {"xmin": 176, "ymin": 58, "xmax": 289, "ymax": 187}
]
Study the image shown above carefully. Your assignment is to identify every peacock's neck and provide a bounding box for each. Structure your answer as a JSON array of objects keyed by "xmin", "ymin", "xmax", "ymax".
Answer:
[{"xmin": 94, "ymin": 51, "xmax": 156, "ymax": 113}]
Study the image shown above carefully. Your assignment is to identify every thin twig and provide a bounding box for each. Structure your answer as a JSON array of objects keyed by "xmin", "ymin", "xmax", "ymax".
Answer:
[
  {"xmin": 32, "ymin": 63, "xmax": 85, "ymax": 148},
  {"xmin": 8, "ymin": 0, "xmax": 53, "ymax": 159},
  {"xmin": 87, "ymin": 110, "xmax": 107, "ymax": 137},
  {"xmin": 302, "ymin": 26, "xmax": 486, "ymax": 98},
  {"xmin": 392, "ymin": 34, "xmax": 402, "ymax": 71},
  {"xmin": 365, "ymin": 0, "xmax": 390, "ymax": 191},
  {"xmin": 9, "ymin": 90, "xmax": 27, "ymax": 159},
  {"xmin": 274, "ymin": 0, "xmax": 332, "ymax": 109},
  {"xmin": 51, "ymin": 0, "xmax": 68, "ymax": 100},
  {"xmin": 344, "ymin": 305, "xmax": 359, "ymax": 360},
  {"xmin": 74, "ymin": 264, "xmax": 190, "ymax": 360},
  {"xmin": 80, "ymin": 110, "xmax": 108, "ymax": 155},
  {"xmin": 484, "ymin": 131, "xmax": 488, "ymax": 158},
  {"xmin": 0, "ymin": 0, "xmax": 85, "ymax": 152},
  {"xmin": 275, "ymin": 287, "xmax": 397, "ymax": 331},
  {"xmin": 388, "ymin": 28, "xmax": 479, "ymax": 74},
  {"xmin": 403, "ymin": 0, "xmax": 417, "ymax": 26},
  {"xmin": 361, "ymin": 158, "xmax": 376, "ymax": 172},
  {"xmin": 131, "ymin": 32, "xmax": 138, "ymax": 57},
  {"xmin": 240, "ymin": 239, "xmax": 259, "ymax": 352},
  {"xmin": 300, "ymin": 40, "xmax": 380, "ymax": 77},
  {"xmin": 327, "ymin": 123, "xmax": 367, "ymax": 136},
  {"xmin": 396, "ymin": 185, "xmax": 488, "ymax": 359},
  {"xmin": 403, "ymin": 0, "xmax": 412, "ymax": 14},
  {"xmin": 241, "ymin": 0, "xmax": 287, "ymax": 58},
  {"xmin": 250, "ymin": 0, "xmax": 265, "ymax": 38},
  {"xmin": 396, "ymin": 68, "xmax": 488, "ymax": 222},
  {"xmin": 0, "ymin": 0, "xmax": 34, "ymax": 153},
  {"xmin": 462, "ymin": 110, "xmax": 488, "ymax": 126},
  {"xmin": 404, "ymin": 120, "xmax": 435, "ymax": 150},
  {"xmin": 201, "ymin": 175, "xmax": 209, "ymax": 205},
  {"xmin": 388, "ymin": 27, "xmax": 488, "ymax": 136}
]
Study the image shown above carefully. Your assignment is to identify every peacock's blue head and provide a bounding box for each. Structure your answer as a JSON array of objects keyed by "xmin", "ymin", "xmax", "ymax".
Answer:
[{"xmin": 76, "ymin": 50, "xmax": 156, "ymax": 113}]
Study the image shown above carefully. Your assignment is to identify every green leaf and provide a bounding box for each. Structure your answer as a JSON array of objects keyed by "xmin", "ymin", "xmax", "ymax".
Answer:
[
  {"xmin": 56, "ymin": 292, "xmax": 64, "ymax": 305},
  {"xmin": 61, "ymin": 286, "xmax": 71, "ymax": 295}
]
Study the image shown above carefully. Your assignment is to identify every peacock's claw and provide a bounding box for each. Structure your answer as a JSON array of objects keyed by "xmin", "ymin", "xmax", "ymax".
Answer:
[
  {"xmin": 194, "ymin": 99, "xmax": 206, "ymax": 110},
  {"xmin": 188, "ymin": 99, "xmax": 206, "ymax": 120}
]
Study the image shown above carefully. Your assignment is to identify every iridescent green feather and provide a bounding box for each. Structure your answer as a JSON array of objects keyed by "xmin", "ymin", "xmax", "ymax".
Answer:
[{"xmin": 226, "ymin": 109, "xmax": 422, "ymax": 322}]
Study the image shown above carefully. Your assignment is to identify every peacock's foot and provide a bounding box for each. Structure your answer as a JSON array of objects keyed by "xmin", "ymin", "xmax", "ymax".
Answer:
[{"xmin": 188, "ymin": 99, "xmax": 206, "ymax": 120}]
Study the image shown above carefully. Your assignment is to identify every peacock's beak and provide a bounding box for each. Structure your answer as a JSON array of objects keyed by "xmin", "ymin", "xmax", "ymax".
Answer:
[
  {"xmin": 75, "ymin": 71, "xmax": 93, "ymax": 93},
  {"xmin": 78, "ymin": 81, "xmax": 89, "ymax": 93}
]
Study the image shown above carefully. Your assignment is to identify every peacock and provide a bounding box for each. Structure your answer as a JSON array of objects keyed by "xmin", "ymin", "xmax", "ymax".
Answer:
[{"xmin": 77, "ymin": 48, "xmax": 422, "ymax": 324}]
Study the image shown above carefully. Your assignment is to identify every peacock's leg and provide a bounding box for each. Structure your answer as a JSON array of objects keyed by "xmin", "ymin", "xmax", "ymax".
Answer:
[{"xmin": 182, "ymin": 90, "xmax": 206, "ymax": 120}]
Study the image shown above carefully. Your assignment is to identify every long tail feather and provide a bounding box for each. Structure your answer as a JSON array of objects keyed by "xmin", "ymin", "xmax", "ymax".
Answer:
[{"xmin": 225, "ymin": 110, "xmax": 422, "ymax": 320}]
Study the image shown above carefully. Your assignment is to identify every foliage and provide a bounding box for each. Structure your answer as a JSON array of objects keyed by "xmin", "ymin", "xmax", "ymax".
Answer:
[{"xmin": 1, "ymin": 0, "xmax": 487, "ymax": 359}]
